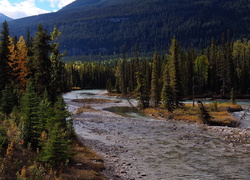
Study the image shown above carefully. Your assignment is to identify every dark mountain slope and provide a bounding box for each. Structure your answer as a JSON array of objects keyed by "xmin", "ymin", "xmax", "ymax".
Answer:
[
  {"xmin": 0, "ymin": 13, "xmax": 13, "ymax": 23},
  {"xmin": 7, "ymin": 0, "xmax": 250, "ymax": 56}
]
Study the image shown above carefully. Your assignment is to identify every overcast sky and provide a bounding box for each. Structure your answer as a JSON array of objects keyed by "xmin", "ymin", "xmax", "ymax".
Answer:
[{"xmin": 0, "ymin": 0, "xmax": 76, "ymax": 19}]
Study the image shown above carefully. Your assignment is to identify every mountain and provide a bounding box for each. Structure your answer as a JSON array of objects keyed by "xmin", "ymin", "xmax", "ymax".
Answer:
[
  {"xmin": 0, "ymin": 13, "xmax": 13, "ymax": 23},
  {"xmin": 7, "ymin": 0, "xmax": 250, "ymax": 57}
]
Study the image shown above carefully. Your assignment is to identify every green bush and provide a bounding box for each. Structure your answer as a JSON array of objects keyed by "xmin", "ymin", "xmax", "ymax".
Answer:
[
  {"xmin": 0, "ymin": 126, "xmax": 8, "ymax": 152},
  {"xmin": 210, "ymin": 100, "xmax": 218, "ymax": 112}
]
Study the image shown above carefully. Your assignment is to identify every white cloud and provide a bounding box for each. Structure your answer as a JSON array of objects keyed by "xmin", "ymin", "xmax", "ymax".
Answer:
[
  {"xmin": 0, "ymin": 0, "xmax": 75, "ymax": 19},
  {"xmin": 58, "ymin": 0, "xmax": 75, "ymax": 8},
  {"xmin": 43, "ymin": 0, "xmax": 75, "ymax": 9},
  {"xmin": 0, "ymin": 0, "xmax": 49, "ymax": 19}
]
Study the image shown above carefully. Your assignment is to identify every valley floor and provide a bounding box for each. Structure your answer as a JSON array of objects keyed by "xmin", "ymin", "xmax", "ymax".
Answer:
[{"xmin": 64, "ymin": 90, "xmax": 250, "ymax": 179}]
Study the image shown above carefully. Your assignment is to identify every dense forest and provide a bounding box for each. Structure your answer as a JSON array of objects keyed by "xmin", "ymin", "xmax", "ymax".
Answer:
[
  {"xmin": 66, "ymin": 32, "xmax": 250, "ymax": 109},
  {"xmin": 0, "ymin": 21, "xmax": 78, "ymax": 179},
  {"xmin": 8, "ymin": 0, "xmax": 250, "ymax": 56},
  {"xmin": 1, "ymin": 6, "xmax": 250, "ymax": 176}
]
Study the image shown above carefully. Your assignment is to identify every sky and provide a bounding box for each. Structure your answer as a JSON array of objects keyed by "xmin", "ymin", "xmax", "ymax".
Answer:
[{"xmin": 0, "ymin": 0, "xmax": 76, "ymax": 19}]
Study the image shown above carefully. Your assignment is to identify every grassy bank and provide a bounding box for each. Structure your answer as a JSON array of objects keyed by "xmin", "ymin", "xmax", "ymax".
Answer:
[{"xmin": 144, "ymin": 103, "xmax": 242, "ymax": 127}]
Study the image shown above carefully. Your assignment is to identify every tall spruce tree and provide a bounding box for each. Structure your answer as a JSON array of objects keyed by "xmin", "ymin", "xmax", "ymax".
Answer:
[
  {"xmin": 33, "ymin": 24, "xmax": 51, "ymax": 97},
  {"xmin": 218, "ymin": 33, "xmax": 229, "ymax": 96},
  {"xmin": 161, "ymin": 62, "xmax": 174, "ymax": 111},
  {"xmin": 169, "ymin": 36, "xmax": 183, "ymax": 108},
  {"xmin": 150, "ymin": 52, "xmax": 161, "ymax": 107},
  {"xmin": 135, "ymin": 60, "xmax": 150, "ymax": 108},
  {"xmin": 20, "ymin": 79, "xmax": 40, "ymax": 149},
  {"xmin": 121, "ymin": 45, "xmax": 127, "ymax": 96},
  {"xmin": 50, "ymin": 26, "xmax": 67, "ymax": 102},
  {"xmin": 0, "ymin": 21, "xmax": 12, "ymax": 97}
]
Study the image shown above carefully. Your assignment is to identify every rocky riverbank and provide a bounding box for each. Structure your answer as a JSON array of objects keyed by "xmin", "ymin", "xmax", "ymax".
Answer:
[{"xmin": 64, "ymin": 90, "xmax": 250, "ymax": 180}]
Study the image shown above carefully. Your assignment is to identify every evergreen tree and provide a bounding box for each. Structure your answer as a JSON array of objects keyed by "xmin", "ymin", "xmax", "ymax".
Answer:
[
  {"xmin": 38, "ymin": 89, "xmax": 52, "ymax": 133},
  {"xmin": 0, "ymin": 21, "xmax": 12, "ymax": 97},
  {"xmin": 230, "ymin": 88, "xmax": 236, "ymax": 105},
  {"xmin": 106, "ymin": 78, "xmax": 112, "ymax": 93},
  {"xmin": 25, "ymin": 27, "xmax": 33, "ymax": 57},
  {"xmin": 150, "ymin": 52, "xmax": 161, "ymax": 107},
  {"xmin": 33, "ymin": 24, "xmax": 51, "ymax": 97},
  {"xmin": 50, "ymin": 26, "xmax": 67, "ymax": 102},
  {"xmin": 218, "ymin": 33, "xmax": 229, "ymax": 96},
  {"xmin": 194, "ymin": 55, "xmax": 209, "ymax": 92},
  {"xmin": 161, "ymin": 63, "xmax": 174, "ymax": 111},
  {"xmin": 169, "ymin": 36, "xmax": 183, "ymax": 108},
  {"xmin": 39, "ymin": 124, "xmax": 71, "ymax": 168},
  {"xmin": 20, "ymin": 79, "xmax": 40, "ymax": 149},
  {"xmin": 121, "ymin": 45, "xmax": 127, "ymax": 96},
  {"xmin": 209, "ymin": 38, "xmax": 219, "ymax": 92},
  {"xmin": 135, "ymin": 60, "xmax": 150, "ymax": 108},
  {"xmin": 1, "ymin": 85, "xmax": 15, "ymax": 116},
  {"xmin": 47, "ymin": 96, "xmax": 70, "ymax": 133}
]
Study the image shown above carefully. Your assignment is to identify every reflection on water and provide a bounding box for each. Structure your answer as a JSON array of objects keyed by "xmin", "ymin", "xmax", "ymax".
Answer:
[{"xmin": 63, "ymin": 90, "xmax": 250, "ymax": 128}]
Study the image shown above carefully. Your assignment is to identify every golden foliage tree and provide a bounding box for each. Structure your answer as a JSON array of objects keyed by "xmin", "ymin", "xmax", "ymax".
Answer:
[{"xmin": 8, "ymin": 36, "xmax": 29, "ymax": 91}]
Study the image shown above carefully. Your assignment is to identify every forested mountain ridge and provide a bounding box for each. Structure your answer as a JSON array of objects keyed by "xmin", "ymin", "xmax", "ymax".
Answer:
[
  {"xmin": 8, "ymin": 0, "xmax": 250, "ymax": 56},
  {"xmin": 0, "ymin": 13, "xmax": 13, "ymax": 23}
]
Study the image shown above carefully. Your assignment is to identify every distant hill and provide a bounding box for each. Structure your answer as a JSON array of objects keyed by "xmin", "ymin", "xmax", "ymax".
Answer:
[
  {"xmin": 0, "ymin": 13, "xmax": 13, "ymax": 23},
  {"xmin": 7, "ymin": 0, "xmax": 250, "ymax": 57}
]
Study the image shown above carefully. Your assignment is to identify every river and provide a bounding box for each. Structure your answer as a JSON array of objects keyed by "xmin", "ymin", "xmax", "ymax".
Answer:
[{"xmin": 63, "ymin": 90, "xmax": 250, "ymax": 180}]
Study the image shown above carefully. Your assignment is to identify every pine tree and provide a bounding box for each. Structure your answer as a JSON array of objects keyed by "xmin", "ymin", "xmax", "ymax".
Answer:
[
  {"xmin": 135, "ymin": 60, "xmax": 150, "ymax": 108},
  {"xmin": 33, "ymin": 24, "xmax": 52, "ymax": 97},
  {"xmin": 47, "ymin": 96, "xmax": 70, "ymax": 133},
  {"xmin": 161, "ymin": 63, "xmax": 174, "ymax": 111},
  {"xmin": 218, "ymin": 33, "xmax": 229, "ymax": 96},
  {"xmin": 230, "ymin": 88, "xmax": 236, "ymax": 105},
  {"xmin": 1, "ymin": 85, "xmax": 15, "ymax": 116},
  {"xmin": 169, "ymin": 36, "xmax": 183, "ymax": 108},
  {"xmin": 39, "ymin": 124, "xmax": 71, "ymax": 168},
  {"xmin": 50, "ymin": 26, "xmax": 67, "ymax": 102},
  {"xmin": 121, "ymin": 45, "xmax": 127, "ymax": 96},
  {"xmin": 38, "ymin": 90, "xmax": 52, "ymax": 133},
  {"xmin": 151, "ymin": 52, "xmax": 161, "ymax": 107},
  {"xmin": 194, "ymin": 55, "xmax": 209, "ymax": 91},
  {"xmin": 106, "ymin": 78, "xmax": 112, "ymax": 93},
  {"xmin": 20, "ymin": 79, "xmax": 40, "ymax": 149},
  {"xmin": 25, "ymin": 27, "xmax": 33, "ymax": 57},
  {"xmin": 0, "ymin": 21, "xmax": 12, "ymax": 97}
]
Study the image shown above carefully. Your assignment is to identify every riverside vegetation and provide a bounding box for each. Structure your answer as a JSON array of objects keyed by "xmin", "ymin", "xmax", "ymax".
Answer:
[
  {"xmin": 66, "ymin": 34, "xmax": 249, "ymax": 126},
  {"xmin": 0, "ymin": 21, "xmax": 104, "ymax": 179},
  {"xmin": 1, "ymin": 15, "xmax": 250, "ymax": 178}
]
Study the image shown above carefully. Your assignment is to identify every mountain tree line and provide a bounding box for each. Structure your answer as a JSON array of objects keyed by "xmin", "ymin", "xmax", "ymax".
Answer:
[
  {"xmin": 0, "ymin": 21, "xmax": 73, "ymax": 178},
  {"xmin": 8, "ymin": 0, "xmax": 250, "ymax": 57}
]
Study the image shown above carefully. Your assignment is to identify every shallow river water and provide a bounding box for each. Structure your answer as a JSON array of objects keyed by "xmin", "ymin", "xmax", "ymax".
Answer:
[{"xmin": 63, "ymin": 90, "xmax": 250, "ymax": 180}]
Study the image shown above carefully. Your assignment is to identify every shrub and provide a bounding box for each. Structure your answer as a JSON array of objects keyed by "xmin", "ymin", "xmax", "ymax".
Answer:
[
  {"xmin": 0, "ymin": 126, "xmax": 8, "ymax": 153},
  {"xmin": 210, "ymin": 100, "xmax": 218, "ymax": 112},
  {"xmin": 39, "ymin": 124, "xmax": 72, "ymax": 168}
]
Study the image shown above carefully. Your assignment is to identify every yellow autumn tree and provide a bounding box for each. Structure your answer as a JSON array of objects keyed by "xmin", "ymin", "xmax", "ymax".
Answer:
[
  {"xmin": 16, "ymin": 36, "xmax": 29, "ymax": 91},
  {"xmin": 8, "ymin": 36, "xmax": 29, "ymax": 91}
]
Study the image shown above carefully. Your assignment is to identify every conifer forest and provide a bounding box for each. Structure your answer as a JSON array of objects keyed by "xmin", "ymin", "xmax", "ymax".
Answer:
[{"xmin": 0, "ymin": 11, "xmax": 250, "ymax": 178}]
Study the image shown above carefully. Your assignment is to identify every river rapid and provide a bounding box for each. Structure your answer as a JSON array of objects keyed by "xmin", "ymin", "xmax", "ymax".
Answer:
[{"xmin": 63, "ymin": 90, "xmax": 250, "ymax": 180}]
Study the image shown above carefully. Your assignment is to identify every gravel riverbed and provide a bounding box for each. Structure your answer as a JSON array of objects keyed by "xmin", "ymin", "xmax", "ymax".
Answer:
[{"xmin": 64, "ymin": 90, "xmax": 250, "ymax": 180}]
